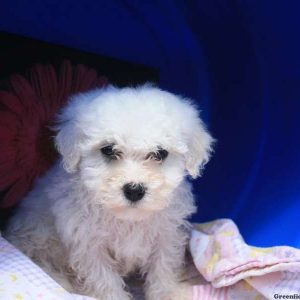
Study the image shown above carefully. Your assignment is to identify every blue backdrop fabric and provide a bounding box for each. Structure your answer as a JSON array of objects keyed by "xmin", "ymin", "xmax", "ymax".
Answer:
[{"xmin": 0, "ymin": 0, "xmax": 299, "ymax": 247}]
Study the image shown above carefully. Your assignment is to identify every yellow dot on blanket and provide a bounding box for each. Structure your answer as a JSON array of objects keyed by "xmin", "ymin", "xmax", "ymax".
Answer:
[
  {"xmin": 10, "ymin": 274, "xmax": 17, "ymax": 282},
  {"xmin": 205, "ymin": 240, "xmax": 223, "ymax": 274},
  {"xmin": 205, "ymin": 252, "xmax": 220, "ymax": 273},
  {"xmin": 14, "ymin": 293, "xmax": 24, "ymax": 300},
  {"xmin": 220, "ymin": 230, "xmax": 235, "ymax": 237},
  {"xmin": 250, "ymin": 247, "xmax": 273, "ymax": 258}
]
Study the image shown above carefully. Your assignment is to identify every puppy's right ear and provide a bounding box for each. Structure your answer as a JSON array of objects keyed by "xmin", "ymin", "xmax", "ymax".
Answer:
[{"xmin": 54, "ymin": 120, "xmax": 82, "ymax": 173}]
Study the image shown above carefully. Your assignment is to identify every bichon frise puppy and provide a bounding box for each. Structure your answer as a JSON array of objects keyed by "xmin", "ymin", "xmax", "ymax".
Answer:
[{"xmin": 4, "ymin": 85, "xmax": 214, "ymax": 300}]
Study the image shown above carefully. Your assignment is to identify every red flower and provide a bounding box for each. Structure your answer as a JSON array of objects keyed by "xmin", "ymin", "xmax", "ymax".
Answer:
[{"xmin": 0, "ymin": 61, "xmax": 108, "ymax": 208}]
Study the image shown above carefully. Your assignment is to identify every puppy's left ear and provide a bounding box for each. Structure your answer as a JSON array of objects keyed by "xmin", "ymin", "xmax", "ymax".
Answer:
[
  {"xmin": 54, "ymin": 120, "xmax": 83, "ymax": 173},
  {"xmin": 184, "ymin": 116, "xmax": 215, "ymax": 179}
]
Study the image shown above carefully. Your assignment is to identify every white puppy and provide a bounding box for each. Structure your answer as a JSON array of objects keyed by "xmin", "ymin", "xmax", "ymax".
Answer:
[{"xmin": 4, "ymin": 85, "xmax": 214, "ymax": 300}]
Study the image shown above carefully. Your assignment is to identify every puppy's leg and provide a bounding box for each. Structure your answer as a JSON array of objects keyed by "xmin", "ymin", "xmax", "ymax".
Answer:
[
  {"xmin": 70, "ymin": 249, "xmax": 132, "ymax": 300},
  {"xmin": 144, "ymin": 231, "xmax": 191, "ymax": 300},
  {"xmin": 85, "ymin": 266, "xmax": 132, "ymax": 300}
]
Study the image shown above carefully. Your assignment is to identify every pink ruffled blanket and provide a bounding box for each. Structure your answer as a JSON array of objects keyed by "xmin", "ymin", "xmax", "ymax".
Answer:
[
  {"xmin": 189, "ymin": 219, "xmax": 300, "ymax": 299},
  {"xmin": 0, "ymin": 219, "xmax": 299, "ymax": 300}
]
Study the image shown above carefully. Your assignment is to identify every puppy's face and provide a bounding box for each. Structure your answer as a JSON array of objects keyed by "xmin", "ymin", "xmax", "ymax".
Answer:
[
  {"xmin": 55, "ymin": 86, "xmax": 214, "ymax": 221},
  {"xmin": 79, "ymin": 141, "xmax": 186, "ymax": 221}
]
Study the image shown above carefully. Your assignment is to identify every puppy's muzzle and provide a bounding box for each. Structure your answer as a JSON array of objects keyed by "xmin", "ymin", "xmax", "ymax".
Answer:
[{"xmin": 123, "ymin": 183, "xmax": 146, "ymax": 203}]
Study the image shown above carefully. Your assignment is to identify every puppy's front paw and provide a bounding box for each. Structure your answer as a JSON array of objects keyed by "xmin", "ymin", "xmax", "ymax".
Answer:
[{"xmin": 146, "ymin": 283, "xmax": 192, "ymax": 300}]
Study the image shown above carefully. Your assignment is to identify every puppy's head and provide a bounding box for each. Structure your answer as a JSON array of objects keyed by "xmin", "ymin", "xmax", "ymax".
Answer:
[{"xmin": 55, "ymin": 85, "xmax": 214, "ymax": 221}]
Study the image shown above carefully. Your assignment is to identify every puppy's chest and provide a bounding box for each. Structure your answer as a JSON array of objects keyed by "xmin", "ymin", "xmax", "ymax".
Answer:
[{"xmin": 106, "ymin": 225, "xmax": 156, "ymax": 274}]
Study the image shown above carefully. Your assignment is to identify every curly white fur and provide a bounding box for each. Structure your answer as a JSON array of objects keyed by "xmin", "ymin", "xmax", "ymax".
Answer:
[{"xmin": 4, "ymin": 85, "xmax": 214, "ymax": 300}]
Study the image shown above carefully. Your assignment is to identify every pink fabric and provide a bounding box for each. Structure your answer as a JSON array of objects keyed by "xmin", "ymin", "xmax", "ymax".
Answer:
[{"xmin": 190, "ymin": 219, "xmax": 300, "ymax": 299}]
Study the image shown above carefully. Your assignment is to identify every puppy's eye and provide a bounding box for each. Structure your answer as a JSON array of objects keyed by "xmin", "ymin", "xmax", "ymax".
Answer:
[
  {"xmin": 100, "ymin": 144, "xmax": 121, "ymax": 160},
  {"xmin": 146, "ymin": 148, "xmax": 168, "ymax": 162}
]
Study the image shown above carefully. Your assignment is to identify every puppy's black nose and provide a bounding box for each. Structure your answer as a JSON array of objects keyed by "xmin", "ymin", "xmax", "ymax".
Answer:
[{"xmin": 123, "ymin": 183, "xmax": 145, "ymax": 203}]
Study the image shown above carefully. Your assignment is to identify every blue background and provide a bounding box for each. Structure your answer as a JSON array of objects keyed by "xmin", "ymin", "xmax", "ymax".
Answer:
[{"xmin": 1, "ymin": 0, "xmax": 299, "ymax": 247}]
